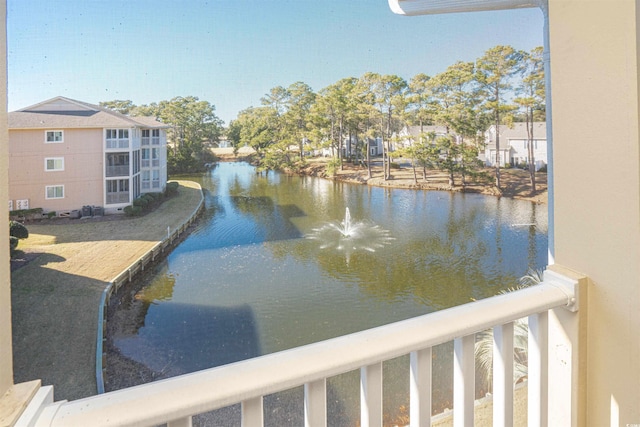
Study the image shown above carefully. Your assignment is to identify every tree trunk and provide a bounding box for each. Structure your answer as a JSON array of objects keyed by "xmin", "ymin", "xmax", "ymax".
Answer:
[
  {"xmin": 339, "ymin": 118, "xmax": 344, "ymax": 171},
  {"xmin": 382, "ymin": 140, "xmax": 388, "ymax": 180},
  {"xmin": 384, "ymin": 111, "xmax": 392, "ymax": 181},
  {"xmin": 461, "ymin": 160, "xmax": 467, "ymax": 189},
  {"xmin": 527, "ymin": 108, "xmax": 536, "ymax": 194},
  {"xmin": 298, "ymin": 131, "xmax": 304, "ymax": 161},
  {"xmin": 412, "ymin": 159, "xmax": 417, "ymax": 184},
  {"xmin": 494, "ymin": 89, "xmax": 502, "ymax": 190},
  {"xmin": 367, "ymin": 139, "xmax": 372, "ymax": 178}
]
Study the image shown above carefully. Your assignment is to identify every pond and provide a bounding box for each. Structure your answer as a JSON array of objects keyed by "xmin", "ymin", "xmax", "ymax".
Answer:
[{"xmin": 106, "ymin": 161, "xmax": 547, "ymax": 425}]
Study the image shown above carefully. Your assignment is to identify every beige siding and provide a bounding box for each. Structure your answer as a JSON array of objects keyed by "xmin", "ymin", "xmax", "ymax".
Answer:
[
  {"xmin": 9, "ymin": 128, "xmax": 104, "ymax": 213},
  {"xmin": 550, "ymin": 0, "xmax": 640, "ymax": 425}
]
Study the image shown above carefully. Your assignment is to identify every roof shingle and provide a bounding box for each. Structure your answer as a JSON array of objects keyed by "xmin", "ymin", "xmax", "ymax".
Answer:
[{"xmin": 9, "ymin": 96, "xmax": 168, "ymax": 130}]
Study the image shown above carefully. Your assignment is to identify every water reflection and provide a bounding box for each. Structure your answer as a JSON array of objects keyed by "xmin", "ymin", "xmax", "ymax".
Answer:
[{"xmin": 106, "ymin": 162, "xmax": 548, "ymax": 424}]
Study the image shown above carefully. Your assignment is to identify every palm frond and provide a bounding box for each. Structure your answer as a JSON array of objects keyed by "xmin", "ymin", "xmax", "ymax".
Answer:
[{"xmin": 474, "ymin": 267, "xmax": 545, "ymax": 389}]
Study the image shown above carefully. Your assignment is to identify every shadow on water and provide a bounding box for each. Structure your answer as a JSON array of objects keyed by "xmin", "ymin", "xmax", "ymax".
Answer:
[{"xmin": 106, "ymin": 271, "xmax": 261, "ymax": 388}]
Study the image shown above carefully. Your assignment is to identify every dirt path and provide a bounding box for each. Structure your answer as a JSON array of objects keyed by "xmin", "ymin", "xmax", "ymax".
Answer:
[{"xmin": 11, "ymin": 180, "xmax": 203, "ymax": 401}]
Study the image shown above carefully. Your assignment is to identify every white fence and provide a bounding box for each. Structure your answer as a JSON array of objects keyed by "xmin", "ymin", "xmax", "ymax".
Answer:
[{"xmin": 19, "ymin": 268, "xmax": 582, "ymax": 427}]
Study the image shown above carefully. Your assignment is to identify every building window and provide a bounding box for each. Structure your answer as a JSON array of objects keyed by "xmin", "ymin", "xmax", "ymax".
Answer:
[
  {"xmin": 106, "ymin": 129, "xmax": 130, "ymax": 149},
  {"xmin": 105, "ymin": 153, "xmax": 130, "ymax": 177},
  {"xmin": 152, "ymin": 170, "xmax": 160, "ymax": 188},
  {"xmin": 45, "ymin": 130, "xmax": 63, "ymax": 143},
  {"xmin": 106, "ymin": 179, "xmax": 130, "ymax": 204},
  {"xmin": 45, "ymin": 157, "xmax": 64, "ymax": 171},
  {"xmin": 141, "ymin": 170, "xmax": 150, "ymax": 189},
  {"xmin": 45, "ymin": 185, "xmax": 64, "ymax": 199},
  {"xmin": 152, "ymin": 148, "xmax": 160, "ymax": 167},
  {"xmin": 141, "ymin": 148, "xmax": 150, "ymax": 168},
  {"xmin": 106, "ymin": 179, "xmax": 129, "ymax": 192},
  {"xmin": 106, "ymin": 129, "xmax": 129, "ymax": 139},
  {"xmin": 152, "ymin": 129, "xmax": 160, "ymax": 145},
  {"xmin": 142, "ymin": 129, "xmax": 150, "ymax": 146},
  {"xmin": 132, "ymin": 150, "xmax": 140, "ymax": 174},
  {"xmin": 132, "ymin": 175, "xmax": 141, "ymax": 199}
]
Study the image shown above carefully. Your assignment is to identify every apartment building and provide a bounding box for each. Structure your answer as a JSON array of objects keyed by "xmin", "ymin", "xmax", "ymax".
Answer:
[{"xmin": 8, "ymin": 96, "xmax": 168, "ymax": 215}]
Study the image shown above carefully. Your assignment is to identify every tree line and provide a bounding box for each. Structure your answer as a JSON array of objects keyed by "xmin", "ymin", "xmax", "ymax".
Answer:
[
  {"xmin": 228, "ymin": 44, "xmax": 544, "ymax": 192},
  {"xmin": 101, "ymin": 44, "xmax": 544, "ymax": 192}
]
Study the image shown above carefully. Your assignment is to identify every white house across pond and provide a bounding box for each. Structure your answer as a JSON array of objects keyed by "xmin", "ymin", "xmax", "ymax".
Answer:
[{"xmin": 482, "ymin": 122, "xmax": 547, "ymax": 170}]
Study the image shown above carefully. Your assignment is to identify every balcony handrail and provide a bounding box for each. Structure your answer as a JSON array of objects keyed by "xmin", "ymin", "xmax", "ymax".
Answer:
[{"xmin": 33, "ymin": 279, "xmax": 575, "ymax": 427}]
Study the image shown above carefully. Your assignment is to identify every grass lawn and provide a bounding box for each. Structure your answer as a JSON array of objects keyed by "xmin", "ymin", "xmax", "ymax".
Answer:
[{"xmin": 10, "ymin": 180, "xmax": 203, "ymax": 401}]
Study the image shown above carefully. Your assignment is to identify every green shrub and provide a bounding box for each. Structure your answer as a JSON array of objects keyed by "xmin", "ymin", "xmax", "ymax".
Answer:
[
  {"xmin": 133, "ymin": 197, "xmax": 149, "ymax": 208},
  {"xmin": 9, "ymin": 221, "xmax": 29, "ymax": 239},
  {"xmin": 47, "ymin": 211, "xmax": 56, "ymax": 218},
  {"xmin": 9, "ymin": 236, "xmax": 18, "ymax": 251},
  {"xmin": 165, "ymin": 182, "xmax": 179, "ymax": 196},
  {"xmin": 123, "ymin": 205, "xmax": 143, "ymax": 217},
  {"xmin": 325, "ymin": 157, "xmax": 341, "ymax": 177},
  {"xmin": 9, "ymin": 208, "xmax": 43, "ymax": 221}
]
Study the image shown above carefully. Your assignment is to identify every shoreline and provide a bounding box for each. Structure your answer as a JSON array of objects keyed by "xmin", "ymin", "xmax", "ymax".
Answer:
[{"xmin": 213, "ymin": 147, "xmax": 548, "ymax": 205}]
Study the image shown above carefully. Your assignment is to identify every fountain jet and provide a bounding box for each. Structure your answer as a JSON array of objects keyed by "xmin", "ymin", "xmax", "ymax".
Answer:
[
  {"xmin": 342, "ymin": 207, "xmax": 352, "ymax": 237},
  {"xmin": 306, "ymin": 207, "xmax": 394, "ymax": 260}
]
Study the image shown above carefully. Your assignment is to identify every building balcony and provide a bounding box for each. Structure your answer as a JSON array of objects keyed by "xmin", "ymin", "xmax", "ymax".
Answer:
[
  {"xmin": 142, "ymin": 137, "xmax": 161, "ymax": 146},
  {"xmin": 105, "ymin": 192, "xmax": 130, "ymax": 205},
  {"xmin": 105, "ymin": 165, "xmax": 130, "ymax": 177},
  {"xmin": 16, "ymin": 268, "xmax": 583, "ymax": 426},
  {"xmin": 141, "ymin": 160, "xmax": 159, "ymax": 169},
  {"xmin": 106, "ymin": 139, "xmax": 130, "ymax": 150}
]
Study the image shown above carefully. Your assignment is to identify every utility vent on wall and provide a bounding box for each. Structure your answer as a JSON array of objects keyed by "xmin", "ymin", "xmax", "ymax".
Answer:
[{"xmin": 16, "ymin": 199, "xmax": 29, "ymax": 210}]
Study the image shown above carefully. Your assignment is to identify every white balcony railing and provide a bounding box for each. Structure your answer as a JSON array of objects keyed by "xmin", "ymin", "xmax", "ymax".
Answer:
[
  {"xmin": 18, "ymin": 269, "xmax": 582, "ymax": 427},
  {"xmin": 105, "ymin": 192, "xmax": 130, "ymax": 204},
  {"xmin": 105, "ymin": 165, "xmax": 130, "ymax": 177},
  {"xmin": 106, "ymin": 139, "xmax": 129, "ymax": 149},
  {"xmin": 142, "ymin": 136, "xmax": 160, "ymax": 146}
]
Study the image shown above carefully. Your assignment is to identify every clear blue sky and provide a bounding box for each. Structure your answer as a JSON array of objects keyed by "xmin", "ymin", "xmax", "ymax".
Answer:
[{"xmin": 8, "ymin": 0, "xmax": 544, "ymax": 125}]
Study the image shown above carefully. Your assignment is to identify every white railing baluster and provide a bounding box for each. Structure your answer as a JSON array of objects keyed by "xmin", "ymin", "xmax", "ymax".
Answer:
[
  {"xmin": 528, "ymin": 312, "xmax": 549, "ymax": 427},
  {"xmin": 410, "ymin": 348, "xmax": 432, "ymax": 427},
  {"xmin": 304, "ymin": 379, "xmax": 327, "ymax": 427},
  {"xmin": 453, "ymin": 335, "xmax": 475, "ymax": 427},
  {"xmin": 167, "ymin": 416, "xmax": 192, "ymax": 427},
  {"xmin": 242, "ymin": 396, "xmax": 264, "ymax": 427},
  {"xmin": 361, "ymin": 362, "xmax": 383, "ymax": 427},
  {"xmin": 493, "ymin": 322, "xmax": 514, "ymax": 427}
]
